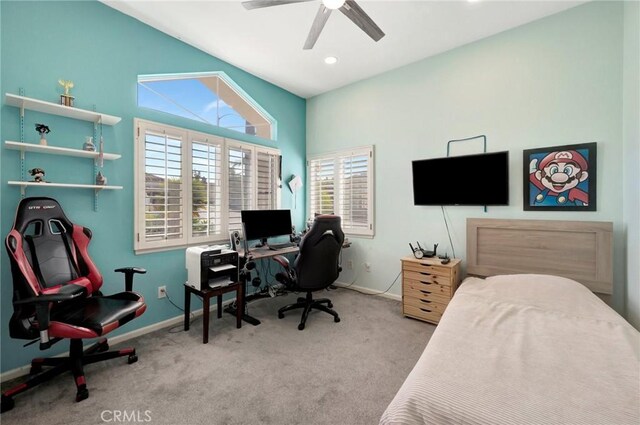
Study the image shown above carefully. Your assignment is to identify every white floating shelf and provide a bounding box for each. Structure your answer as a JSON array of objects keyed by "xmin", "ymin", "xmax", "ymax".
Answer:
[
  {"xmin": 5, "ymin": 93, "xmax": 121, "ymax": 126},
  {"xmin": 8, "ymin": 181, "xmax": 123, "ymax": 190},
  {"xmin": 5, "ymin": 141, "xmax": 121, "ymax": 160}
]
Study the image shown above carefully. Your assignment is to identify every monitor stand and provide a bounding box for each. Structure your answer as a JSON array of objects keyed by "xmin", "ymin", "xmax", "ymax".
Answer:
[{"xmin": 254, "ymin": 238, "xmax": 268, "ymax": 248}]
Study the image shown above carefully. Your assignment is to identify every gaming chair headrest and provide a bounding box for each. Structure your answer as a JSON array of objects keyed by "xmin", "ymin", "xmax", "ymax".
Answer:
[
  {"xmin": 300, "ymin": 215, "xmax": 344, "ymax": 250},
  {"xmin": 12, "ymin": 197, "xmax": 73, "ymax": 235}
]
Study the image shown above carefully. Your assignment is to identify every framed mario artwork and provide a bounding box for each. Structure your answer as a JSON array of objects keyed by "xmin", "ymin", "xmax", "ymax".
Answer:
[{"xmin": 523, "ymin": 142, "xmax": 597, "ymax": 211}]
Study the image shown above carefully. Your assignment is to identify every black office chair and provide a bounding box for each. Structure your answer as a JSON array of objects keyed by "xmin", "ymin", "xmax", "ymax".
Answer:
[
  {"xmin": 272, "ymin": 215, "xmax": 344, "ymax": 330},
  {"xmin": 1, "ymin": 197, "xmax": 147, "ymax": 413}
]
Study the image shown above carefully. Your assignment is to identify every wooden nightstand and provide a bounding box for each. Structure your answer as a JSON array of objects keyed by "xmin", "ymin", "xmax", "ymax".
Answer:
[{"xmin": 401, "ymin": 256, "xmax": 461, "ymax": 324}]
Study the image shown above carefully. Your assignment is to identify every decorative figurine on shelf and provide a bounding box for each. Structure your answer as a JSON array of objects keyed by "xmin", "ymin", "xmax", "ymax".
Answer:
[
  {"xmin": 29, "ymin": 168, "xmax": 46, "ymax": 183},
  {"xmin": 58, "ymin": 79, "xmax": 75, "ymax": 107},
  {"xmin": 96, "ymin": 171, "xmax": 107, "ymax": 186},
  {"xmin": 35, "ymin": 123, "xmax": 50, "ymax": 146},
  {"xmin": 83, "ymin": 136, "xmax": 96, "ymax": 151}
]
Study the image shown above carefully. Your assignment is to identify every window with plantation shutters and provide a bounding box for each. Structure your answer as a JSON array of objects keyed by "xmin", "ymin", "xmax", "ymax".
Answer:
[
  {"xmin": 308, "ymin": 158, "xmax": 335, "ymax": 216},
  {"xmin": 307, "ymin": 146, "xmax": 374, "ymax": 237},
  {"xmin": 135, "ymin": 118, "xmax": 281, "ymax": 253},
  {"xmin": 140, "ymin": 125, "xmax": 186, "ymax": 248},
  {"xmin": 228, "ymin": 144, "xmax": 253, "ymax": 233},
  {"xmin": 191, "ymin": 135, "xmax": 223, "ymax": 240},
  {"xmin": 257, "ymin": 150, "xmax": 280, "ymax": 210},
  {"xmin": 339, "ymin": 153, "xmax": 371, "ymax": 234}
]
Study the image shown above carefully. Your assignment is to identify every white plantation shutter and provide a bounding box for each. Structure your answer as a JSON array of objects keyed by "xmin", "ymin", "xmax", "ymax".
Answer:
[
  {"xmin": 309, "ymin": 158, "xmax": 335, "ymax": 216},
  {"xmin": 228, "ymin": 144, "xmax": 254, "ymax": 232},
  {"xmin": 307, "ymin": 146, "xmax": 374, "ymax": 237},
  {"xmin": 339, "ymin": 152, "xmax": 371, "ymax": 235},
  {"xmin": 191, "ymin": 135, "xmax": 223, "ymax": 240},
  {"xmin": 139, "ymin": 124, "xmax": 187, "ymax": 248},
  {"xmin": 257, "ymin": 150, "xmax": 280, "ymax": 210}
]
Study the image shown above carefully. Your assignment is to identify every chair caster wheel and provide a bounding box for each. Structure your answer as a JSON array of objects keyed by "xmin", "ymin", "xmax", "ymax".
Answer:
[
  {"xmin": 278, "ymin": 312, "xmax": 284, "ymax": 319},
  {"xmin": 298, "ymin": 323, "xmax": 305, "ymax": 331},
  {"xmin": 97, "ymin": 343, "xmax": 109, "ymax": 353},
  {"xmin": 76, "ymin": 388, "xmax": 89, "ymax": 402},
  {"xmin": 30, "ymin": 365, "xmax": 42, "ymax": 375},
  {"xmin": 328, "ymin": 302, "xmax": 333, "ymax": 308},
  {"xmin": 334, "ymin": 316, "xmax": 340, "ymax": 323},
  {"xmin": 128, "ymin": 354, "xmax": 138, "ymax": 364},
  {"xmin": 1, "ymin": 394, "xmax": 15, "ymax": 413}
]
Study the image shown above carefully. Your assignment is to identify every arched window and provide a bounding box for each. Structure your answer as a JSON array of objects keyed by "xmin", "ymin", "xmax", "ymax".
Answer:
[{"xmin": 138, "ymin": 72, "xmax": 276, "ymax": 140}]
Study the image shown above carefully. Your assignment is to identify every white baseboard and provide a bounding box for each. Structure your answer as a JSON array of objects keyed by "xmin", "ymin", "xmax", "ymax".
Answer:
[
  {"xmin": 0, "ymin": 300, "xmax": 233, "ymax": 383},
  {"xmin": 333, "ymin": 281, "xmax": 401, "ymax": 301}
]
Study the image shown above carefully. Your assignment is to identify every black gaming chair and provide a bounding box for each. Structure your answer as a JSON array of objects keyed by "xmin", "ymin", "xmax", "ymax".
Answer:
[
  {"xmin": 272, "ymin": 215, "xmax": 344, "ymax": 330},
  {"xmin": 1, "ymin": 197, "xmax": 147, "ymax": 413}
]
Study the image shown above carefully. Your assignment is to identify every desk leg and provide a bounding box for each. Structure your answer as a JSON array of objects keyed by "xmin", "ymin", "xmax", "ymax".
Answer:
[
  {"xmin": 184, "ymin": 286, "xmax": 191, "ymax": 331},
  {"xmin": 236, "ymin": 284, "xmax": 243, "ymax": 329},
  {"xmin": 203, "ymin": 295, "xmax": 210, "ymax": 344},
  {"xmin": 217, "ymin": 295, "xmax": 222, "ymax": 319}
]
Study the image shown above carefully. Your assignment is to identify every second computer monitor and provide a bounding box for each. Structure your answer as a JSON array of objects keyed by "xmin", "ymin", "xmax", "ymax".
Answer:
[{"xmin": 241, "ymin": 209, "xmax": 292, "ymax": 243}]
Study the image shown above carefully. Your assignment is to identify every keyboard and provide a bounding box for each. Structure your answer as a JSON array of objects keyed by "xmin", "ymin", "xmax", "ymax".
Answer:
[{"xmin": 268, "ymin": 242, "xmax": 295, "ymax": 250}]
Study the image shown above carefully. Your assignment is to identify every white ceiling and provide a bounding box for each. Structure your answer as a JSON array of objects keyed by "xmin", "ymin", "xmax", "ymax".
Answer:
[{"xmin": 102, "ymin": 0, "xmax": 585, "ymax": 99}]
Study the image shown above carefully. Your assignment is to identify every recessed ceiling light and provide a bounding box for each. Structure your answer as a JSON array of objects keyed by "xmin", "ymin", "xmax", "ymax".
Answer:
[{"xmin": 324, "ymin": 56, "xmax": 338, "ymax": 65}]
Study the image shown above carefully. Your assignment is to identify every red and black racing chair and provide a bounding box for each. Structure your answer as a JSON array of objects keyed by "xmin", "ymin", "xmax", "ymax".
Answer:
[{"xmin": 1, "ymin": 197, "xmax": 147, "ymax": 413}]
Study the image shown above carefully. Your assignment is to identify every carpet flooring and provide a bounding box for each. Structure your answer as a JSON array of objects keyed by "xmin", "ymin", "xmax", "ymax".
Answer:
[{"xmin": 1, "ymin": 288, "xmax": 435, "ymax": 425}]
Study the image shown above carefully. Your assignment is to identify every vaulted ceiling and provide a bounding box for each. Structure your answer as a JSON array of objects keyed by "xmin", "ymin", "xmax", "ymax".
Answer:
[{"xmin": 103, "ymin": 0, "xmax": 585, "ymax": 98}]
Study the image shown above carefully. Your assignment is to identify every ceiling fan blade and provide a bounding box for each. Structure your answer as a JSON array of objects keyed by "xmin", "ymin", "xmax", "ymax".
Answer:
[
  {"xmin": 303, "ymin": 4, "xmax": 332, "ymax": 50},
  {"xmin": 242, "ymin": 0, "xmax": 314, "ymax": 11},
  {"xmin": 339, "ymin": 0, "xmax": 385, "ymax": 42}
]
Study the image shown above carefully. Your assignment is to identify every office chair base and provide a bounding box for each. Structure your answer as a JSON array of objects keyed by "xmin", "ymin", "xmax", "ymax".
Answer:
[
  {"xmin": 1, "ymin": 338, "xmax": 137, "ymax": 413},
  {"xmin": 278, "ymin": 293, "xmax": 340, "ymax": 331}
]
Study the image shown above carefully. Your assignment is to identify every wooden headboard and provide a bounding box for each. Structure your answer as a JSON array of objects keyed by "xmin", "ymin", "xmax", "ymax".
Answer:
[{"xmin": 466, "ymin": 218, "xmax": 613, "ymax": 294}]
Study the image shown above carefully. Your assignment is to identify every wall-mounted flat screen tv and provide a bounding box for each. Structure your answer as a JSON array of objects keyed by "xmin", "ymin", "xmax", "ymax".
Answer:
[{"xmin": 412, "ymin": 151, "xmax": 509, "ymax": 206}]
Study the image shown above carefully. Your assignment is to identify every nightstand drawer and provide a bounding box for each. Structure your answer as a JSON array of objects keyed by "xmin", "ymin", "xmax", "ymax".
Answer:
[
  {"xmin": 403, "ymin": 262, "xmax": 452, "ymax": 278},
  {"xmin": 403, "ymin": 270, "xmax": 453, "ymax": 286},
  {"xmin": 403, "ymin": 282, "xmax": 452, "ymax": 304},
  {"xmin": 403, "ymin": 296, "xmax": 448, "ymax": 314},
  {"xmin": 403, "ymin": 304, "xmax": 443, "ymax": 324}
]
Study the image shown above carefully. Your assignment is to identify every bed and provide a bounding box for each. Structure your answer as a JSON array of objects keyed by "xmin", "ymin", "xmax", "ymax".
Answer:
[{"xmin": 380, "ymin": 219, "xmax": 640, "ymax": 425}]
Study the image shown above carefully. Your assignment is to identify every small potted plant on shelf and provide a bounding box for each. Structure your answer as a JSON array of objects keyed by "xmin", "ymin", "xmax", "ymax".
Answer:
[
  {"xmin": 28, "ymin": 168, "xmax": 46, "ymax": 183},
  {"xmin": 35, "ymin": 123, "xmax": 50, "ymax": 146}
]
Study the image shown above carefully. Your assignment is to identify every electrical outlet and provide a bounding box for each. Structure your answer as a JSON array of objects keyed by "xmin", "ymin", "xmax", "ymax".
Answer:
[
  {"xmin": 347, "ymin": 260, "xmax": 354, "ymax": 270},
  {"xmin": 158, "ymin": 286, "xmax": 166, "ymax": 299},
  {"xmin": 364, "ymin": 262, "xmax": 371, "ymax": 272}
]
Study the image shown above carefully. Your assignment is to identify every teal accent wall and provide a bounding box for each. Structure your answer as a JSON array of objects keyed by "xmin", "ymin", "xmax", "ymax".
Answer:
[
  {"xmin": 308, "ymin": 2, "xmax": 632, "ymax": 321},
  {"xmin": 623, "ymin": 0, "xmax": 639, "ymax": 330},
  {"xmin": 0, "ymin": 1, "xmax": 306, "ymax": 372}
]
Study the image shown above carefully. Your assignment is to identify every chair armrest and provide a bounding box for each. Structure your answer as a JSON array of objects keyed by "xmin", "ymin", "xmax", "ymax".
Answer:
[
  {"xmin": 115, "ymin": 267, "xmax": 147, "ymax": 291},
  {"xmin": 272, "ymin": 255, "xmax": 290, "ymax": 270},
  {"xmin": 14, "ymin": 291, "xmax": 83, "ymax": 305},
  {"xmin": 15, "ymin": 291, "xmax": 84, "ymax": 350}
]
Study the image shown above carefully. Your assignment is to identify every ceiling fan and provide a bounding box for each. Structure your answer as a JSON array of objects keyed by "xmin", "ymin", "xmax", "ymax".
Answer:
[{"xmin": 241, "ymin": 0, "xmax": 385, "ymax": 50}]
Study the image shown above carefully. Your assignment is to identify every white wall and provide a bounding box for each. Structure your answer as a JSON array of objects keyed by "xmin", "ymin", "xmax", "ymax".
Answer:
[
  {"xmin": 307, "ymin": 2, "xmax": 628, "ymax": 315},
  {"xmin": 623, "ymin": 0, "xmax": 639, "ymax": 329}
]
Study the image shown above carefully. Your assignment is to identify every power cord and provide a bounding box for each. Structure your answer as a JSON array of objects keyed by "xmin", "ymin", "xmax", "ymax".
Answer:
[
  {"xmin": 441, "ymin": 205, "xmax": 456, "ymax": 259},
  {"xmin": 163, "ymin": 288, "xmax": 198, "ymax": 334},
  {"xmin": 339, "ymin": 271, "xmax": 401, "ymax": 296}
]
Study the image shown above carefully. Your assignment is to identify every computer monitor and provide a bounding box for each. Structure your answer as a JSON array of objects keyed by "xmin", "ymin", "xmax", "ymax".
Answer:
[{"xmin": 241, "ymin": 209, "xmax": 292, "ymax": 246}]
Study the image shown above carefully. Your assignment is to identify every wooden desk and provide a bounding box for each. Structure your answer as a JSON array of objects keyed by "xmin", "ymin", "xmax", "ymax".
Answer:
[
  {"xmin": 184, "ymin": 282, "xmax": 243, "ymax": 344},
  {"xmin": 237, "ymin": 245, "xmax": 299, "ymax": 259}
]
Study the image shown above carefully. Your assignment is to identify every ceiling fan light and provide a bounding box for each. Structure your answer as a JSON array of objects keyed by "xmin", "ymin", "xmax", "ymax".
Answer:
[{"xmin": 322, "ymin": 0, "xmax": 345, "ymax": 10}]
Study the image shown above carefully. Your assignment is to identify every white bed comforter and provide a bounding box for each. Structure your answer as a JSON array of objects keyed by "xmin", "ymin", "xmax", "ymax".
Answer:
[{"xmin": 380, "ymin": 274, "xmax": 640, "ymax": 425}]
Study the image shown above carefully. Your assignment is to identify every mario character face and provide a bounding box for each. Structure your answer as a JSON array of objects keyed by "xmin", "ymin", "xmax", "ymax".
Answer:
[{"xmin": 534, "ymin": 150, "xmax": 588, "ymax": 194}]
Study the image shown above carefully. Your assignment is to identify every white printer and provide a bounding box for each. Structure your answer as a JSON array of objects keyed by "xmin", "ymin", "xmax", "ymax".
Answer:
[{"xmin": 185, "ymin": 245, "xmax": 239, "ymax": 290}]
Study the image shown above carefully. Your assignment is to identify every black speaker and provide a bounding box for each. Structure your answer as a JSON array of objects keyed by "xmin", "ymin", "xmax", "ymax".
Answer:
[{"xmin": 229, "ymin": 230, "xmax": 241, "ymax": 251}]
